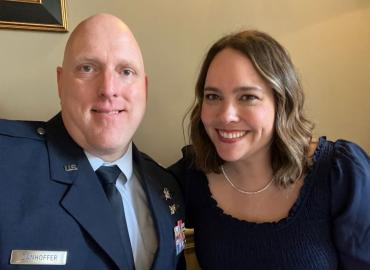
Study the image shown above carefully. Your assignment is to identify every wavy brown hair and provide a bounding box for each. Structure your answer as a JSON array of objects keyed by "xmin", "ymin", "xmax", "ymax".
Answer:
[{"xmin": 187, "ymin": 30, "xmax": 314, "ymax": 187}]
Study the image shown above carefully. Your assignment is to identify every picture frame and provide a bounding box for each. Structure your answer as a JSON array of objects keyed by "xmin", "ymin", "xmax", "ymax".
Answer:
[{"xmin": 0, "ymin": 0, "xmax": 68, "ymax": 32}]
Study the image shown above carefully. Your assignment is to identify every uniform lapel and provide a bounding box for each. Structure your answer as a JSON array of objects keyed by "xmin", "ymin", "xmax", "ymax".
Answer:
[
  {"xmin": 133, "ymin": 145, "xmax": 176, "ymax": 270},
  {"xmin": 45, "ymin": 114, "xmax": 132, "ymax": 270}
]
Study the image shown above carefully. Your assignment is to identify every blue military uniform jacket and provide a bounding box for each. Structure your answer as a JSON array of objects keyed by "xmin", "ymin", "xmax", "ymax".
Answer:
[{"xmin": 0, "ymin": 114, "xmax": 185, "ymax": 270}]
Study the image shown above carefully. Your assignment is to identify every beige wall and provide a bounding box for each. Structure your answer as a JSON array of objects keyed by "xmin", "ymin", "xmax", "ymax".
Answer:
[{"xmin": 1, "ymin": 0, "xmax": 369, "ymax": 165}]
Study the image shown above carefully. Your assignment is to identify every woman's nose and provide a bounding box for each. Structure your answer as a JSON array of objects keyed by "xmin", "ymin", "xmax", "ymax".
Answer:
[{"xmin": 219, "ymin": 102, "xmax": 240, "ymax": 123}]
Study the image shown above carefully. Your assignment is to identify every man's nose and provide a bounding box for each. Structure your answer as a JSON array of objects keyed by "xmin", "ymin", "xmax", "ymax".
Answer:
[{"xmin": 98, "ymin": 70, "xmax": 118, "ymax": 98}]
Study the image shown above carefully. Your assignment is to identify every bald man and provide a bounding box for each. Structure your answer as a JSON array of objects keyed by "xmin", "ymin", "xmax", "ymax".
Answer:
[{"xmin": 0, "ymin": 14, "xmax": 185, "ymax": 270}]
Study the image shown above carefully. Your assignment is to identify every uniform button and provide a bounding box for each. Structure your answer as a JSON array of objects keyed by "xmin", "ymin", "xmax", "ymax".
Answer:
[{"xmin": 36, "ymin": 127, "xmax": 46, "ymax": 136}]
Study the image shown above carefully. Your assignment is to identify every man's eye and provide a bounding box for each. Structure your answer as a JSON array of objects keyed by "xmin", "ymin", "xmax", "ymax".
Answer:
[
  {"xmin": 80, "ymin": 65, "xmax": 94, "ymax": 73},
  {"xmin": 121, "ymin": 68, "xmax": 135, "ymax": 76}
]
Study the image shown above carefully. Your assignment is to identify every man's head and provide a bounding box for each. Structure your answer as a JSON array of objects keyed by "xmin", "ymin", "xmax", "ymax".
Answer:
[{"xmin": 57, "ymin": 13, "xmax": 147, "ymax": 162}]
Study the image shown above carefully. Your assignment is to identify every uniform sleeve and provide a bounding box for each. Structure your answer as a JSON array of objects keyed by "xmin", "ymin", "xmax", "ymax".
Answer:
[{"xmin": 330, "ymin": 140, "xmax": 370, "ymax": 269}]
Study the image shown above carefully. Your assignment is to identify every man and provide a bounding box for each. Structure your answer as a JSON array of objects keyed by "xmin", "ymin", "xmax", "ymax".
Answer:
[{"xmin": 0, "ymin": 14, "xmax": 185, "ymax": 270}]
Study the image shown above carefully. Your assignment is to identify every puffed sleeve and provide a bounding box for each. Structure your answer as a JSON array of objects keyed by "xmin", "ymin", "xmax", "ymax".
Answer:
[{"xmin": 330, "ymin": 140, "xmax": 370, "ymax": 269}]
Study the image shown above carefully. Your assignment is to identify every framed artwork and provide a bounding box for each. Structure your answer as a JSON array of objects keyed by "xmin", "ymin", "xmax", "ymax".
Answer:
[{"xmin": 0, "ymin": 0, "xmax": 68, "ymax": 32}]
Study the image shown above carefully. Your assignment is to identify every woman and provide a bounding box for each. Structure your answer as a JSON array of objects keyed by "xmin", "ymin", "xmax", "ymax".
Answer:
[{"xmin": 170, "ymin": 30, "xmax": 370, "ymax": 269}]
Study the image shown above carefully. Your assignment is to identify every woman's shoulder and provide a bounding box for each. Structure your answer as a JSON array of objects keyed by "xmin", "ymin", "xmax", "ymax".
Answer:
[
  {"xmin": 332, "ymin": 138, "xmax": 369, "ymax": 164},
  {"xmin": 168, "ymin": 145, "xmax": 206, "ymax": 187},
  {"xmin": 168, "ymin": 145, "xmax": 196, "ymax": 173},
  {"xmin": 312, "ymin": 137, "xmax": 370, "ymax": 214},
  {"xmin": 310, "ymin": 137, "xmax": 370, "ymax": 210},
  {"xmin": 314, "ymin": 137, "xmax": 369, "ymax": 174},
  {"xmin": 329, "ymin": 138, "xmax": 369, "ymax": 179},
  {"xmin": 317, "ymin": 138, "xmax": 370, "ymax": 267}
]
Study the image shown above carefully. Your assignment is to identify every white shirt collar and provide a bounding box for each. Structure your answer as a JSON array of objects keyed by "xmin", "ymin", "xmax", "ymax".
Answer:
[{"xmin": 84, "ymin": 142, "xmax": 133, "ymax": 182}]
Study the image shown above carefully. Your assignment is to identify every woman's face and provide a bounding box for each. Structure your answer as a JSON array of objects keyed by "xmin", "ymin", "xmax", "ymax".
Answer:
[{"xmin": 201, "ymin": 48, "xmax": 276, "ymax": 163}]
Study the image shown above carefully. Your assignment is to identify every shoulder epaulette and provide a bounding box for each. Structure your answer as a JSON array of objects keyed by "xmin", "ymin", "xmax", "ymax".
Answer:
[{"xmin": 0, "ymin": 119, "xmax": 46, "ymax": 140}]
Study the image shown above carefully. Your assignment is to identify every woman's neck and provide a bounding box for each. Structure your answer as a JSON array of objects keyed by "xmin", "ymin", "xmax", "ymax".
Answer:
[{"xmin": 223, "ymin": 150, "xmax": 273, "ymax": 191}]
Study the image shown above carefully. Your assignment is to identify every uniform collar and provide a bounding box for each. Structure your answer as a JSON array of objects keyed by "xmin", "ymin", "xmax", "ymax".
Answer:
[{"xmin": 84, "ymin": 142, "xmax": 133, "ymax": 182}]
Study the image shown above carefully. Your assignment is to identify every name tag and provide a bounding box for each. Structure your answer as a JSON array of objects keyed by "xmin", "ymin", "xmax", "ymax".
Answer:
[{"xmin": 10, "ymin": 250, "xmax": 67, "ymax": 265}]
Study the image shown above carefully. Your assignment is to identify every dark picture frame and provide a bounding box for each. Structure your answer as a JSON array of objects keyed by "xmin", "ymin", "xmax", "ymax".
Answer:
[{"xmin": 0, "ymin": 0, "xmax": 67, "ymax": 32}]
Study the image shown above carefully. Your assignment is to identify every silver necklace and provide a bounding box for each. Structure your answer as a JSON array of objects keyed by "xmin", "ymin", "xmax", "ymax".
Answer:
[{"xmin": 221, "ymin": 165, "xmax": 274, "ymax": 195}]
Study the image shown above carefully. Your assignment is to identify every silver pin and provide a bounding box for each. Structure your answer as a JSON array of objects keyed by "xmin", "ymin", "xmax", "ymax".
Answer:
[
  {"xmin": 163, "ymin": 188, "xmax": 172, "ymax": 200},
  {"xmin": 169, "ymin": 204, "xmax": 177, "ymax": 215},
  {"xmin": 64, "ymin": 164, "xmax": 78, "ymax": 171},
  {"xmin": 36, "ymin": 127, "xmax": 45, "ymax": 136}
]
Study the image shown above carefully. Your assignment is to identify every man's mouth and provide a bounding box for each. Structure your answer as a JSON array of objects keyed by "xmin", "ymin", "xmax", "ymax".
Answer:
[{"xmin": 92, "ymin": 109, "xmax": 124, "ymax": 114}]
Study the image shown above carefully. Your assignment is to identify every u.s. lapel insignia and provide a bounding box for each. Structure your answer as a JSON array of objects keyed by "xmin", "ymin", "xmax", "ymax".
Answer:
[
  {"xmin": 163, "ymin": 187, "xmax": 172, "ymax": 200},
  {"xmin": 169, "ymin": 204, "xmax": 177, "ymax": 215},
  {"xmin": 174, "ymin": 219, "xmax": 186, "ymax": 255},
  {"xmin": 64, "ymin": 164, "xmax": 78, "ymax": 172}
]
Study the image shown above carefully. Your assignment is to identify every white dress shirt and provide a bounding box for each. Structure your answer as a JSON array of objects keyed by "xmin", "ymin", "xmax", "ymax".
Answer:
[{"xmin": 85, "ymin": 143, "xmax": 157, "ymax": 270}]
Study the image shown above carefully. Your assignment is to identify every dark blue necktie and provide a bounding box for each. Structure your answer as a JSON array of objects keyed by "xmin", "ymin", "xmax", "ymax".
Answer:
[{"xmin": 96, "ymin": 165, "xmax": 135, "ymax": 269}]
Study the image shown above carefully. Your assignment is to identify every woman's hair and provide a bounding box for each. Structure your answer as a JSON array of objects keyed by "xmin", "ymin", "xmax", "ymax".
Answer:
[{"xmin": 187, "ymin": 30, "xmax": 314, "ymax": 187}]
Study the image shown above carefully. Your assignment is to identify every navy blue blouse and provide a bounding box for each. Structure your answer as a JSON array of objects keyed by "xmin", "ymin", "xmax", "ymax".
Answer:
[{"xmin": 169, "ymin": 137, "xmax": 370, "ymax": 270}]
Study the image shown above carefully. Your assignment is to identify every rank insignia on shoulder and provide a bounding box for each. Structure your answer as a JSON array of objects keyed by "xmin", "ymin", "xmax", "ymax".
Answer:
[
  {"xmin": 163, "ymin": 187, "xmax": 172, "ymax": 200},
  {"xmin": 64, "ymin": 164, "xmax": 78, "ymax": 172},
  {"xmin": 174, "ymin": 219, "xmax": 186, "ymax": 255}
]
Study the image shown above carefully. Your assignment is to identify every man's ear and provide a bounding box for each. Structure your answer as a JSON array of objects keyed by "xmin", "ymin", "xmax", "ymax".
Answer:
[{"xmin": 56, "ymin": 66, "xmax": 63, "ymax": 98}]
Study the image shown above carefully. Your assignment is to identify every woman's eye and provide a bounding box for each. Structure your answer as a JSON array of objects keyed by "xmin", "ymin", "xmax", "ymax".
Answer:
[
  {"xmin": 241, "ymin": 94, "xmax": 258, "ymax": 101},
  {"xmin": 204, "ymin": 94, "xmax": 220, "ymax": 101}
]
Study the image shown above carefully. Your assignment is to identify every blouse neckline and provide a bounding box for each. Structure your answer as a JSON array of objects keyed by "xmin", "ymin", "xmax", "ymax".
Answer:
[{"xmin": 200, "ymin": 137, "xmax": 327, "ymax": 229}]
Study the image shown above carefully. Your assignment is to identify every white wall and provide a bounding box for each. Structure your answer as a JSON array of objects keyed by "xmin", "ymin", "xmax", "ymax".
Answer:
[{"xmin": 1, "ymin": 0, "xmax": 369, "ymax": 165}]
